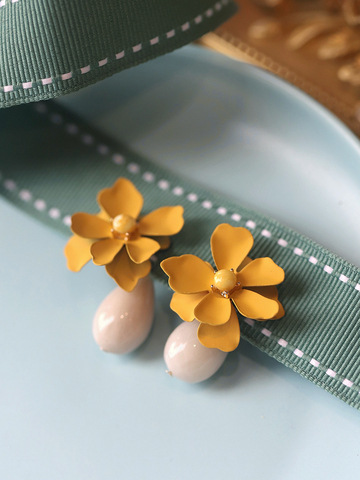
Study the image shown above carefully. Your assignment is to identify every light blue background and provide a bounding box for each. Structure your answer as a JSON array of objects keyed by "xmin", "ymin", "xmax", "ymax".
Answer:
[{"xmin": 1, "ymin": 46, "xmax": 360, "ymax": 479}]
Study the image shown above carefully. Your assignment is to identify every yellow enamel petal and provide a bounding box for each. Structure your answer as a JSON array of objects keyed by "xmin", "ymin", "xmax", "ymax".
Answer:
[
  {"xmin": 105, "ymin": 248, "xmax": 151, "ymax": 292},
  {"xmin": 237, "ymin": 256, "xmax": 252, "ymax": 272},
  {"xmin": 152, "ymin": 236, "xmax": 171, "ymax": 250},
  {"xmin": 232, "ymin": 288, "xmax": 279, "ymax": 320},
  {"xmin": 237, "ymin": 258, "xmax": 285, "ymax": 287},
  {"xmin": 170, "ymin": 292, "xmax": 207, "ymax": 322},
  {"xmin": 194, "ymin": 293, "xmax": 232, "ymax": 326},
  {"xmin": 71, "ymin": 212, "xmax": 112, "ymax": 239},
  {"xmin": 138, "ymin": 206, "xmax": 184, "ymax": 236},
  {"xmin": 246, "ymin": 286, "xmax": 285, "ymax": 320},
  {"xmin": 211, "ymin": 224, "xmax": 254, "ymax": 270},
  {"xmin": 126, "ymin": 237, "xmax": 160, "ymax": 264},
  {"xmin": 64, "ymin": 235, "xmax": 94, "ymax": 272},
  {"xmin": 97, "ymin": 210, "xmax": 111, "ymax": 222},
  {"xmin": 161, "ymin": 255, "xmax": 214, "ymax": 294},
  {"xmin": 198, "ymin": 306, "xmax": 240, "ymax": 352},
  {"xmin": 272, "ymin": 300, "xmax": 285, "ymax": 320},
  {"xmin": 246, "ymin": 285, "xmax": 278, "ymax": 300},
  {"xmin": 90, "ymin": 238, "xmax": 124, "ymax": 265},
  {"xmin": 97, "ymin": 177, "xmax": 143, "ymax": 219}
]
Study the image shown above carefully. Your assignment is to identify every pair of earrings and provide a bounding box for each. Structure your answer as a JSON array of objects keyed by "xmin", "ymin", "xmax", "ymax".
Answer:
[{"xmin": 65, "ymin": 178, "xmax": 285, "ymax": 383}]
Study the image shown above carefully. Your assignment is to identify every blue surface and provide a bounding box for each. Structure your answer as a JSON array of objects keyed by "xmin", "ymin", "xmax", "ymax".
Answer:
[{"xmin": 1, "ymin": 45, "xmax": 360, "ymax": 479}]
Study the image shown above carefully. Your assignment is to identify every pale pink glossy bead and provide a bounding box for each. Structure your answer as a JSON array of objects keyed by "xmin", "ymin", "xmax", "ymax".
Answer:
[
  {"xmin": 164, "ymin": 320, "xmax": 228, "ymax": 383},
  {"xmin": 93, "ymin": 276, "xmax": 154, "ymax": 354}
]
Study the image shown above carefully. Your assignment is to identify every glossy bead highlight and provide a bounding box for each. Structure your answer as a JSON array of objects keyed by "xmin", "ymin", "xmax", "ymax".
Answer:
[
  {"xmin": 93, "ymin": 275, "xmax": 154, "ymax": 354},
  {"xmin": 164, "ymin": 321, "xmax": 227, "ymax": 383}
]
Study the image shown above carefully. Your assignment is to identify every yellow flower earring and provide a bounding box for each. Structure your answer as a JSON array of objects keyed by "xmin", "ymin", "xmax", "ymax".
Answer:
[
  {"xmin": 64, "ymin": 177, "xmax": 184, "ymax": 354},
  {"xmin": 161, "ymin": 223, "xmax": 285, "ymax": 383}
]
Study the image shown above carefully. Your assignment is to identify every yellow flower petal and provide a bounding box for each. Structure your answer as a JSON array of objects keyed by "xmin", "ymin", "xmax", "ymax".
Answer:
[
  {"xmin": 91, "ymin": 238, "xmax": 124, "ymax": 265},
  {"xmin": 97, "ymin": 177, "xmax": 143, "ymax": 219},
  {"xmin": 71, "ymin": 212, "xmax": 112, "ymax": 239},
  {"xmin": 272, "ymin": 301, "xmax": 285, "ymax": 320},
  {"xmin": 152, "ymin": 236, "xmax": 171, "ymax": 250},
  {"xmin": 232, "ymin": 288, "xmax": 279, "ymax": 320},
  {"xmin": 126, "ymin": 237, "xmax": 160, "ymax": 264},
  {"xmin": 211, "ymin": 224, "xmax": 254, "ymax": 270},
  {"xmin": 237, "ymin": 256, "xmax": 252, "ymax": 271},
  {"xmin": 64, "ymin": 235, "xmax": 94, "ymax": 272},
  {"xmin": 198, "ymin": 306, "xmax": 240, "ymax": 352},
  {"xmin": 247, "ymin": 285, "xmax": 279, "ymax": 300},
  {"xmin": 194, "ymin": 292, "xmax": 232, "ymax": 325},
  {"xmin": 161, "ymin": 255, "xmax": 214, "ymax": 294},
  {"xmin": 106, "ymin": 248, "xmax": 151, "ymax": 292},
  {"xmin": 170, "ymin": 292, "xmax": 207, "ymax": 322},
  {"xmin": 138, "ymin": 206, "xmax": 184, "ymax": 236},
  {"xmin": 237, "ymin": 258, "xmax": 285, "ymax": 287},
  {"xmin": 246, "ymin": 286, "xmax": 285, "ymax": 320},
  {"xmin": 97, "ymin": 210, "xmax": 111, "ymax": 222}
]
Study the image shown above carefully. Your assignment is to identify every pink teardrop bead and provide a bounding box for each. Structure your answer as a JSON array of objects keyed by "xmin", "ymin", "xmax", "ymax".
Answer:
[
  {"xmin": 93, "ymin": 276, "xmax": 154, "ymax": 354},
  {"xmin": 164, "ymin": 321, "xmax": 228, "ymax": 383}
]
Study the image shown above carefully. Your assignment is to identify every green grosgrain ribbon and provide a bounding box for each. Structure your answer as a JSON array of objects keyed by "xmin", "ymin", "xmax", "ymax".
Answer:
[
  {"xmin": 2, "ymin": 100, "xmax": 360, "ymax": 411},
  {"xmin": 0, "ymin": 0, "xmax": 236, "ymax": 108}
]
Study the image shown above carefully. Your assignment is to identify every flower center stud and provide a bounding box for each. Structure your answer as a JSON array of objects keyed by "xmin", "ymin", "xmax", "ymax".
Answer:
[
  {"xmin": 111, "ymin": 214, "xmax": 138, "ymax": 241},
  {"xmin": 212, "ymin": 269, "xmax": 241, "ymax": 299},
  {"xmin": 214, "ymin": 269, "xmax": 237, "ymax": 291}
]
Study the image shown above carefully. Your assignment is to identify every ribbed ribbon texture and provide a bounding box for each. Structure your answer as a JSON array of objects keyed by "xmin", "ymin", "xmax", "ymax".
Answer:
[
  {"xmin": 0, "ymin": 0, "xmax": 236, "ymax": 107},
  {"xmin": 2, "ymin": 101, "xmax": 360, "ymax": 410}
]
